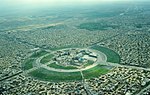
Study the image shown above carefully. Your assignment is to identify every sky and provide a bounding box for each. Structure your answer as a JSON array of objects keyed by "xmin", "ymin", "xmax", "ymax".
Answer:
[
  {"xmin": 0, "ymin": 0, "xmax": 149, "ymax": 13},
  {"xmin": 1, "ymin": 0, "xmax": 149, "ymax": 6},
  {"xmin": 0, "ymin": 0, "xmax": 119, "ymax": 10},
  {"xmin": 1, "ymin": 0, "xmax": 149, "ymax": 7}
]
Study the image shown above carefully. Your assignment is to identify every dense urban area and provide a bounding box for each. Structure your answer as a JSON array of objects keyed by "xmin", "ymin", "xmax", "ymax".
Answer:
[{"xmin": 0, "ymin": 1, "xmax": 150, "ymax": 95}]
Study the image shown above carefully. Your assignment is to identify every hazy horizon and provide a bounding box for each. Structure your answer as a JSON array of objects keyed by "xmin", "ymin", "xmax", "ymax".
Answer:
[
  {"xmin": 0, "ymin": 0, "xmax": 149, "ymax": 14},
  {"xmin": 1, "ymin": 0, "xmax": 150, "ymax": 7}
]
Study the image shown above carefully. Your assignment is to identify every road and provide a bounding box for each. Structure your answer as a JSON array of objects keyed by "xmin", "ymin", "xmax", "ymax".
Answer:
[
  {"xmin": 1, "ymin": 47, "xmax": 150, "ymax": 95},
  {"xmin": 136, "ymin": 84, "xmax": 150, "ymax": 95},
  {"xmin": 31, "ymin": 48, "xmax": 107, "ymax": 73},
  {"xmin": 80, "ymin": 69, "xmax": 94, "ymax": 95},
  {"xmin": 99, "ymin": 62, "xmax": 150, "ymax": 71}
]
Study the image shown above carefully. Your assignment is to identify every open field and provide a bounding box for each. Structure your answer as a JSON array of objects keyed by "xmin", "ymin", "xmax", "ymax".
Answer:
[
  {"xmin": 40, "ymin": 54, "xmax": 54, "ymax": 64},
  {"xmin": 91, "ymin": 45, "xmax": 120, "ymax": 63},
  {"xmin": 83, "ymin": 60, "xmax": 94, "ymax": 67},
  {"xmin": 28, "ymin": 64, "xmax": 110, "ymax": 81},
  {"xmin": 83, "ymin": 65, "xmax": 110, "ymax": 79},
  {"xmin": 22, "ymin": 59, "xmax": 35, "ymax": 70},
  {"xmin": 28, "ymin": 67, "xmax": 82, "ymax": 81},
  {"xmin": 47, "ymin": 62, "xmax": 77, "ymax": 70}
]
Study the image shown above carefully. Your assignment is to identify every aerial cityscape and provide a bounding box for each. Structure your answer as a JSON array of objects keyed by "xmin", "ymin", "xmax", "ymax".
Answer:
[{"xmin": 0, "ymin": 0, "xmax": 150, "ymax": 95}]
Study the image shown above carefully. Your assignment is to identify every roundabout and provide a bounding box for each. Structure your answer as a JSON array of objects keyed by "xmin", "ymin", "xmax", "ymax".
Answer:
[{"xmin": 22, "ymin": 45, "xmax": 120, "ymax": 81}]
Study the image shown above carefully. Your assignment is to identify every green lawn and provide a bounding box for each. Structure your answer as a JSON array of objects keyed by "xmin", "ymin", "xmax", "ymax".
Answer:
[
  {"xmin": 83, "ymin": 65, "xmax": 109, "ymax": 79},
  {"xmin": 28, "ymin": 64, "xmax": 110, "ymax": 81},
  {"xmin": 40, "ymin": 54, "xmax": 54, "ymax": 64},
  {"xmin": 31, "ymin": 50, "xmax": 48, "ymax": 58},
  {"xmin": 91, "ymin": 45, "xmax": 120, "ymax": 63},
  {"xmin": 29, "ymin": 67, "xmax": 82, "ymax": 81},
  {"xmin": 47, "ymin": 62, "xmax": 77, "ymax": 69},
  {"xmin": 83, "ymin": 60, "xmax": 94, "ymax": 67},
  {"xmin": 22, "ymin": 59, "xmax": 35, "ymax": 70}
]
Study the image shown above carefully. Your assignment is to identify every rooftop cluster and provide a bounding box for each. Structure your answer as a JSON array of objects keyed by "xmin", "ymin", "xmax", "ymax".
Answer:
[{"xmin": 53, "ymin": 48, "xmax": 97, "ymax": 67}]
